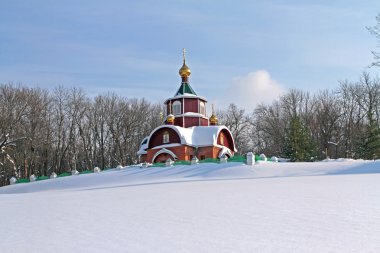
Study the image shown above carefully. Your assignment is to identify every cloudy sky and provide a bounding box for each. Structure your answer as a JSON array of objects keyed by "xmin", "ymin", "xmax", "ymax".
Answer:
[{"xmin": 1, "ymin": 0, "xmax": 379, "ymax": 111}]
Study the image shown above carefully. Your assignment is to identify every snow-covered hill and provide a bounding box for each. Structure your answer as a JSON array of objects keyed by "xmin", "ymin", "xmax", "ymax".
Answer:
[{"xmin": 1, "ymin": 160, "xmax": 380, "ymax": 253}]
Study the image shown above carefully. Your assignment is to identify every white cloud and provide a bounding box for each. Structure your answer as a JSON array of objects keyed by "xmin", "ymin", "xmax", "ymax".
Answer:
[{"xmin": 219, "ymin": 70, "xmax": 286, "ymax": 111}]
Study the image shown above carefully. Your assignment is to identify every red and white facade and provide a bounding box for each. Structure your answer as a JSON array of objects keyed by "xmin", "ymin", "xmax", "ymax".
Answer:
[{"xmin": 137, "ymin": 53, "xmax": 236, "ymax": 163}]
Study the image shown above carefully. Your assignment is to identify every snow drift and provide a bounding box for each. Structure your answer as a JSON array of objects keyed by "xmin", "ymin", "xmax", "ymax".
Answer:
[{"xmin": 1, "ymin": 160, "xmax": 380, "ymax": 253}]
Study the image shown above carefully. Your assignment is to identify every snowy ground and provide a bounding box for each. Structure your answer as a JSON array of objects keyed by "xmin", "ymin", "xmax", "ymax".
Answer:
[{"xmin": 1, "ymin": 160, "xmax": 380, "ymax": 253}]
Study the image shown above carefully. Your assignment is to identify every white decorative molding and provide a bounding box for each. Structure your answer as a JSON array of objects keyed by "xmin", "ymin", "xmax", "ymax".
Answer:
[
  {"xmin": 152, "ymin": 148, "xmax": 178, "ymax": 163},
  {"xmin": 218, "ymin": 148, "xmax": 233, "ymax": 158}
]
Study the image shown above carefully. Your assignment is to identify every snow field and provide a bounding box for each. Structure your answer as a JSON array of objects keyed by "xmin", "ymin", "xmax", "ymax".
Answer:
[{"xmin": 1, "ymin": 160, "xmax": 380, "ymax": 253}]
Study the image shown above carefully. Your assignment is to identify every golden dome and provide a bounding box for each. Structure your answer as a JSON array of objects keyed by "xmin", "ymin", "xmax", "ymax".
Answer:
[
  {"xmin": 166, "ymin": 114, "xmax": 175, "ymax": 123},
  {"xmin": 209, "ymin": 114, "xmax": 218, "ymax": 125},
  {"xmin": 179, "ymin": 48, "xmax": 191, "ymax": 77},
  {"xmin": 209, "ymin": 104, "xmax": 218, "ymax": 125},
  {"xmin": 179, "ymin": 62, "xmax": 191, "ymax": 77}
]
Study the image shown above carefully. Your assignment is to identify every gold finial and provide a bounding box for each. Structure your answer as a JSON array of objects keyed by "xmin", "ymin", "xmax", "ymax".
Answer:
[
  {"xmin": 210, "ymin": 104, "xmax": 218, "ymax": 125},
  {"xmin": 166, "ymin": 101, "xmax": 175, "ymax": 124},
  {"xmin": 179, "ymin": 48, "xmax": 191, "ymax": 78}
]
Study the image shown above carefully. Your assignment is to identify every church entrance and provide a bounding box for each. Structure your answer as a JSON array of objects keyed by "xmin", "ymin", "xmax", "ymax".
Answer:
[{"xmin": 152, "ymin": 148, "xmax": 177, "ymax": 163}]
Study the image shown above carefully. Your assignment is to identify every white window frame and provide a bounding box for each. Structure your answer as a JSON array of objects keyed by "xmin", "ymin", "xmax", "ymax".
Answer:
[
  {"xmin": 173, "ymin": 101, "xmax": 181, "ymax": 115},
  {"xmin": 199, "ymin": 101, "xmax": 205, "ymax": 115},
  {"xmin": 163, "ymin": 131, "xmax": 170, "ymax": 143}
]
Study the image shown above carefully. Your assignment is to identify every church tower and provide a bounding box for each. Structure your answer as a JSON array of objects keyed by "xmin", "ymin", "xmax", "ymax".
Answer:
[
  {"xmin": 164, "ymin": 49, "xmax": 209, "ymax": 128},
  {"xmin": 137, "ymin": 49, "xmax": 236, "ymax": 163}
]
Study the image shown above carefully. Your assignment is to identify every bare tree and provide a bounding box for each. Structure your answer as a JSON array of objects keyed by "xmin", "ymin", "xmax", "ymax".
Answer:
[
  {"xmin": 252, "ymin": 101, "xmax": 286, "ymax": 155},
  {"xmin": 218, "ymin": 103, "xmax": 252, "ymax": 155},
  {"xmin": 309, "ymin": 90, "xmax": 342, "ymax": 159},
  {"xmin": 368, "ymin": 13, "xmax": 380, "ymax": 67},
  {"xmin": 337, "ymin": 80, "xmax": 362, "ymax": 157}
]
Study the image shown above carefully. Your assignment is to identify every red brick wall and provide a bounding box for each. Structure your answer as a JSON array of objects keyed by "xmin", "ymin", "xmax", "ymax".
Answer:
[
  {"xmin": 147, "ymin": 145, "xmax": 227, "ymax": 163},
  {"xmin": 147, "ymin": 145, "xmax": 193, "ymax": 163},
  {"xmin": 184, "ymin": 117, "xmax": 199, "ymax": 128},
  {"xmin": 197, "ymin": 146, "xmax": 220, "ymax": 159},
  {"xmin": 184, "ymin": 98, "xmax": 198, "ymax": 113},
  {"xmin": 200, "ymin": 118, "xmax": 209, "ymax": 126},
  {"xmin": 166, "ymin": 98, "xmax": 208, "ymax": 115},
  {"xmin": 174, "ymin": 117, "xmax": 183, "ymax": 127},
  {"xmin": 139, "ymin": 154, "xmax": 147, "ymax": 163},
  {"xmin": 148, "ymin": 127, "xmax": 181, "ymax": 149}
]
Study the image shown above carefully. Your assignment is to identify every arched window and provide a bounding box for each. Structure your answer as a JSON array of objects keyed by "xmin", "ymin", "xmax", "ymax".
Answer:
[
  {"xmin": 173, "ymin": 101, "xmax": 181, "ymax": 115},
  {"xmin": 199, "ymin": 101, "xmax": 205, "ymax": 115},
  {"xmin": 219, "ymin": 134, "xmax": 224, "ymax": 145},
  {"xmin": 163, "ymin": 131, "xmax": 170, "ymax": 143}
]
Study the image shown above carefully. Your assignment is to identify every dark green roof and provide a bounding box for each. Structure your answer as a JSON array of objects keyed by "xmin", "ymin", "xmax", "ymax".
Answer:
[{"xmin": 175, "ymin": 82, "xmax": 197, "ymax": 96}]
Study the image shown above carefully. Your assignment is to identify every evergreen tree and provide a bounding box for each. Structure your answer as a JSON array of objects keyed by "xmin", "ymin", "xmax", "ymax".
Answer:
[
  {"xmin": 353, "ymin": 129, "xmax": 367, "ymax": 159},
  {"xmin": 363, "ymin": 109, "xmax": 380, "ymax": 159},
  {"xmin": 284, "ymin": 116, "xmax": 315, "ymax": 162}
]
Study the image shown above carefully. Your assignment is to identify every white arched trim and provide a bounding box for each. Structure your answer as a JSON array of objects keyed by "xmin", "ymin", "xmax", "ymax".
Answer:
[
  {"xmin": 218, "ymin": 147, "xmax": 233, "ymax": 158},
  {"xmin": 147, "ymin": 125, "xmax": 185, "ymax": 149},
  {"xmin": 146, "ymin": 124, "xmax": 237, "ymax": 152},
  {"xmin": 152, "ymin": 148, "xmax": 178, "ymax": 163},
  {"xmin": 173, "ymin": 100, "xmax": 181, "ymax": 115},
  {"xmin": 216, "ymin": 127, "xmax": 237, "ymax": 152}
]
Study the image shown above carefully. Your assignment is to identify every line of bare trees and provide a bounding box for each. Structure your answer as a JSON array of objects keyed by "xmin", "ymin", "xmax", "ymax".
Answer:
[
  {"xmin": 219, "ymin": 72, "xmax": 380, "ymax": 162},
  {"xmin": 0, "ymin": 85, "xmax": 163, "ymax": 186},
  {"xmin": 1, "ymin": 72, "xmax": 380, "ymax": 186}
]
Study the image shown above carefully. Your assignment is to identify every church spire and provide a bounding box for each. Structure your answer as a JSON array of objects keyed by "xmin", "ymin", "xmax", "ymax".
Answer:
[
  {"xmin": 179, "ymin": 48, "xmax": 191, "ymax": 83},
  {"xmin": 175, "ymin": 48, "xmax": 196, "ymax": 96}
]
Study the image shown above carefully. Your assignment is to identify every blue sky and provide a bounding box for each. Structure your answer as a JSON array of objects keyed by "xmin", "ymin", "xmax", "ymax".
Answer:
[{"xmin": 1, "ymin": 0, "xmax": 379, "ymax": 111}]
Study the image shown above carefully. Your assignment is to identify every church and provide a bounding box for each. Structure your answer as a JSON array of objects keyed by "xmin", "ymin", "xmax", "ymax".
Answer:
[{"xmin": 137, "ymin": 50, "xmax": 236, "ymax": 163}]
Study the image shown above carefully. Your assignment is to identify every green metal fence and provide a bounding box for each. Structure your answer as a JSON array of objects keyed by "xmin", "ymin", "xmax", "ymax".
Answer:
[
  {"xmin": 79, "ymin": 170, "xmax": 93, "ymax": 174},
  {"xmin": 150, "ymin": 155, "xmax": 248, "ymax": 167},
  {"xmin": 58, "ymin": 172, "xmax": 71, "ymax": 177},
  {"xmin": 151, "ymin": 162, "xmax": 165, "ymax": 167},
  {"xmin": 15, "ymin": 178, "xmax": 29, "ymax": 184},
  {"xmin": 12, "ymin": 155, "xmax": 253, "ymax": 184},
  {"xmin": 199, "ymin": 158, "xmax": 219, "ymax": 163},
  {"xmin": 229, "ymin": 156, "xmax": 247, "ymax": 163},
  {"xmin": 36, "ymin": 176, "xmax": 49, "ymax": 181},
  {"xmin": 174, "ymin": 160, "xmax": 191, "ymax": 165}
]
